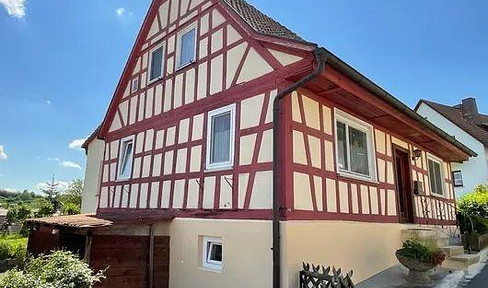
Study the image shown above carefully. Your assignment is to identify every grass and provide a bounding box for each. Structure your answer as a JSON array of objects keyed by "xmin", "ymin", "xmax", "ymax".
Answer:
[{"xmin": 0, "ymin": 234, "xmax": 27, "ymax": 247}]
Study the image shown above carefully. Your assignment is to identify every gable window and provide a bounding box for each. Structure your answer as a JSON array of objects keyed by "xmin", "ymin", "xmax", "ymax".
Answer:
[
  {"xmin": 452, "ymin": 170, "xmax": 464, "ymax": 187},
  {"xmin": 118, "ymin": 137, "xmax": 134, "ymax": 180},
  {"xmin": 202, "ymin": 237, "xmax": 222, "ymax": 271},
  {"xmin": 206, "ymin": 104, "xmax": 235, "ymax": 170},
  {"xmin": 335, "ymin": 109, "xmax": 376, "ymax": 180},
  {"xmin": 149, "ymin": 43, "xmax": 165, "ymax": 83},
  {"xmin": 427, "ymin": 156, "xmax": 444, "ymax": 195},
  {"xmin": 131, "ymin": 77, "xmax": 139, "ymax": 93},
  {"xmin": 177, "ymin": 25, "xmax": 197, "ymax": 69}
]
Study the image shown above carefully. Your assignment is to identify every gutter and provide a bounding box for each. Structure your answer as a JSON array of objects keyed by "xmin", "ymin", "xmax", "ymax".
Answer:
[
  {"xmin": 322, "ymin": 50, "xmax": 477, "ymax": 159},
  {"xmin": 272, "ymin": 48, "xmax": 328, "ymax": 288}
]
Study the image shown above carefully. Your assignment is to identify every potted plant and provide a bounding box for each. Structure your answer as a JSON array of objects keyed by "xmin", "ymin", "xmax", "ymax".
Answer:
[{"xmin": 395, "ymin": 239, "xmax": 446, "ymax": 284}]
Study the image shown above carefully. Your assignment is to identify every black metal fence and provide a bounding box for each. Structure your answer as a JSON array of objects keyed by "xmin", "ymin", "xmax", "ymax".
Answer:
[{"xmin": 300, "ymin": 263, "xmax": 355, "ymax": 288}]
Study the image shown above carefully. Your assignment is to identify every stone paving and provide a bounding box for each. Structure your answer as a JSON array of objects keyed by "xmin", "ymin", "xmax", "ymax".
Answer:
[{"xmin": 357, "ymin": 250, "xmax": 488, "ymax": 288}]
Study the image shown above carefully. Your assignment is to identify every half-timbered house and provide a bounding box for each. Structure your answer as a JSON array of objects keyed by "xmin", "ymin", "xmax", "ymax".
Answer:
[{"xmin": 28, "ymin": 0, "xmax": 477, "ymax": 287}]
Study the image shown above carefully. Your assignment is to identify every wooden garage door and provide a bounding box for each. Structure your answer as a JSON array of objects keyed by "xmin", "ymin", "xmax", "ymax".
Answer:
[{"xmin": 91, "ymin": 235, "xmax": 169, "ymax": 288}]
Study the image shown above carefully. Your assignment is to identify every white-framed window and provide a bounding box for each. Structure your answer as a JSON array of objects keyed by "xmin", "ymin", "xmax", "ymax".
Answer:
[
  {"xmin": 131, "ymin": 77, "xmax": 139, "ymax": 93},
  {"xmin": 117, "ymin": 136, "xmax": 135, "ymax": 180},
  {"xmin": 206, "ymin": 104, "xmax": 236, "ymax": 170},
  {"xmin": 452, "ymin": 170, "xmax": 464, "ymax": 187},
  {"xmin": 427, "ymin": 155, "xmax": 445, "ymax": 195},
  {"xmin": 176, "ymin": 24, "xmax": 197, "ymax": 69},
  {"xmin": 202, "ymin": 237, "xmax": 222, "ymax": 271},
  {"xmin": 334, "ymin": 109, "xmax": 376, "ymax": 181},
  {"xmin": 148, "ymin": 43, "xmax": 165, "ymax": 83}
]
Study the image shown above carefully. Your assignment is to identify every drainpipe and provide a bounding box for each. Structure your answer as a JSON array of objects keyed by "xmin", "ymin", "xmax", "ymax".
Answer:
[{"xmin": 272, "ymin": 48, "xmax": 327, "ymax": 288}]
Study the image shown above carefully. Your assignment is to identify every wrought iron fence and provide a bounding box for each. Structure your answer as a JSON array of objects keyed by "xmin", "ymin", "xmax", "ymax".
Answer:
[{"xmin": 300, "ymin": 263, "xmax": 355, "ymax": 288}]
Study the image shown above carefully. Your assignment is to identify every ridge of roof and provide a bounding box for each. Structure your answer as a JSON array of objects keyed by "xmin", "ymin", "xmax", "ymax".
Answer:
[
  {"xmin": 417, "ymin": 99, "xmax": 488, "ymax": 147},
  {"xmin": 222, "ymin": 0, "xmax": 311, "ymax": 44}
]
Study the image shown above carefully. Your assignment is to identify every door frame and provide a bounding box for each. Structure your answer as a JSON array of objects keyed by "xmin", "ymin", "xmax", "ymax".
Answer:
[{"xmin": 392, "ymin": 144, "xmax": 416, "ymax": 224}]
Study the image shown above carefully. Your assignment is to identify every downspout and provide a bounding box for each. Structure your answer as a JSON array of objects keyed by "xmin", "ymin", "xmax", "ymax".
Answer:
[{"xmin": 272, "ymin": 48, "xmax": 327, "ymax": 288}]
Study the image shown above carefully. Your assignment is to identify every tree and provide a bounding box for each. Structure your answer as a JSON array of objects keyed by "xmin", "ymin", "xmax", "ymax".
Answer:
[
  {"xmin": 41, "ymin": 175, "xmax": 61, "ymax": 211},
  {"xmin": 31, "ymin": 198, "xmax": 55, "ymax": 218},
  {"xmin": 59, "ymin": 179, "xmax": 83, "ymax": 215},
  {"xmin": 6, "ymin": 204, "xmax": 32, "ymax": 225}
]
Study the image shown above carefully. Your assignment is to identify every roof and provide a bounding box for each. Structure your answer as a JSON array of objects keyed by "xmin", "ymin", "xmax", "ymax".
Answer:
[
  {"xmin": 222, "ymin": 0, "xmax": 309, "ymax": 43},
  {"xmin": 27, "ymin": 213, "xmax": 174, "ymax": 230},
  {"xmin": 81, "ymin": 125, "xmax": 101, "ymax": 151},
  {"xmin": 417, "ymin": 100, "xmax": 488, "ymax": 147}
]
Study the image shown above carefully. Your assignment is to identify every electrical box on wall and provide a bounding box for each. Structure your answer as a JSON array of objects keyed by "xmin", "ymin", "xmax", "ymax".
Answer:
[{"xmin": 413, "ymin": 181, "xmax": 424, "ymax": 195}]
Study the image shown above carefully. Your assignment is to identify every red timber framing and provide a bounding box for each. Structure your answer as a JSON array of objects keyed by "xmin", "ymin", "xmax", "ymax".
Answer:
[{"xmin": 94, "ymin": 0, "xmax": 462, "ymax": 228}]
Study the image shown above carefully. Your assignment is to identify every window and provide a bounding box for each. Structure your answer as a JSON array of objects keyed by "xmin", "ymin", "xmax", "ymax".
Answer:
[
  {"xmin": 335, "ymin": 109, "xmax": 376, "ymax": 180},
  {"xmin": 177, "ymin": 25, "xmax": 197, "ymax": 69},
  {"xmin": 452, "ymin": 171, "xmax": 464, "ymax": 187},
  {"xmin": 202, "ymin": 237, "xmax": 222, "ymax": 271},
  {"xmin": 428, "ymin": 156, "xmax": 444, "ymax": 195},
  {"xmin": 131, "ymin": 77, "xmax": 139, "ymax": 93},
  {"xmin": 206, "ymin": 104, "xmax": 235, "ymax": 170},
  {"xmin": 118, "ymin": 137, "xmax": 134, "ymax": 179},
  {"xmin": 149, "ymin": 43, "xmax": 165, "ymax": 83}
]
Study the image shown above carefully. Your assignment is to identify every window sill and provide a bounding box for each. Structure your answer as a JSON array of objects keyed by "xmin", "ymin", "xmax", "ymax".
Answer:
[
  {"xmin": 198, "ymin": 267, "xmax": 222, "ymax": 274},
  {"xmin": 337, "ymin": 172, "xmax": 379, "ymax": 185},
  {"xmin": 204, "ymin": 166, "xmax": 234, "ymax": 173}
]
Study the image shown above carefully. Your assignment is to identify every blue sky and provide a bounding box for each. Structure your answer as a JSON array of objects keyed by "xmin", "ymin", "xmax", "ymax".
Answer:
[{"xmin": 1, "ymin": 0, "xmax": 487, "ymax": 193}]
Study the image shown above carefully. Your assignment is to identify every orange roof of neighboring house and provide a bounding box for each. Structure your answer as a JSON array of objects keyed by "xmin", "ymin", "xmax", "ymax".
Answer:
[
  {"xmin": 27, "ymin": 212, "xmax": 174, "ymax": 230},
  {"xmin": 417, "ymin": 99, "xmax": 488, "ymax": 147}
]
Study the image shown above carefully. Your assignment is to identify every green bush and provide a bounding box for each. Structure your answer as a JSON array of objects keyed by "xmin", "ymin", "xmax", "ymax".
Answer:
[
  {"xmin": 61, "ymin": 202, "xmax": 80, "ymax": 216},
  {"xmin": 0, "ymin": 234, "xmax": 28, "ymax": 261},
  {"xmin": 458, "ymin": 213, "xmax": 488, "ymax": 235},
  {"xmin": 0, "ymin": 241, "xmax": 11, "ymax": 260},
  {"xmin": 0, "ymin": 251, "xmax": 105, "ymax": 288},
  {"xmin": 397, "ymin": 239, "xmax": 446, "ymax": 266},
  {"xmin": 458, "ymin": 184, "xmax": 488, "ymax": 218}
]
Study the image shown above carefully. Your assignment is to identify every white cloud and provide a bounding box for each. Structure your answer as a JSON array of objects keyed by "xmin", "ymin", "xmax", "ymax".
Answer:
[
  {"xmin": 46, "ymin": 99, "xmax": 52, "ymax": 105},
  {"xmin": 0, "ymin": 0, "xmax": 26, "ymax": 18},
  {"xmin": 116, "ymin": 7, "xmax": 125, "ymax": 17},
  {"xmin": 47, "ymin": 157, "xmax": 60, "ymax": 162},
  {"xmin": 59, "ymin": 161, "xmax": 82, "ymax": 170},
  {"xmin": 0, "ymin": 146, "xmax": 7, "ymax": 160},
  {"xmin": 36, "ymin": 181, "xmax": 71, "ymax": 192},
  {"xmin": 1, "ymin": 188, "xmax": 17, "ymax": 193},
  {"xmin": 68, "ymin": 138, "xmax": 87, "ymax": 151}
]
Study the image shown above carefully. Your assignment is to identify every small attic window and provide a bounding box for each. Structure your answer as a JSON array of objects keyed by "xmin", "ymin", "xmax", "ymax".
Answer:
[
  {"xmin": 149, "ymin": 43, "xmax": 165, "ymax": 83},
  {"xmin": 176, "ymin": 24, "xmax": 197, "ymax": 69},
  {"xmin": 131, "ymin": 77, "xmax": 139, "ymax": 93}
]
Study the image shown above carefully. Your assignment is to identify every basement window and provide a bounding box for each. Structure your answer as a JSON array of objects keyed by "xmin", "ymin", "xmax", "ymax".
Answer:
[
  {"xmin": 335, "ymin": 109, "xmax": 376, "ymax": 181},
  {"xmin": 118, "ymin": 136, "xmax": 134, "ymax": 180},
  {"xmin": 206, "ymin": 104, "xmax": 235, "ymax": 170},
  {"xmin": 176, "ymin": 24, "xmax": 197, "ymax": 69},
  {"xmin": 149, "ymin": 43, "xmax": 165, "ymax": 83},
  {"xmin": 428, "ymin": 156, "xmax": 445, "ymax": 195},
  {"xmin": 202, "ymin": 237, "xmax": 222, "ymax": 271}
]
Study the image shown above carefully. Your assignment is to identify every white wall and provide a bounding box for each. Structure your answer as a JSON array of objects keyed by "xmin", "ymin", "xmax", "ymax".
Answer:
[
  {"xmin": 81, "ymin": 139, "xmax": 105, "ymax": 213},
  {"xmin": 417, "ymin": 103, "xmax": 488, "ymax": 196}
]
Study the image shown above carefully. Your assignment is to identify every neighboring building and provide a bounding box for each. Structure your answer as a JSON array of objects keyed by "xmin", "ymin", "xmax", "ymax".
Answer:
[
  {"xmin": 416, "ymin": 98, "xmax": 488, "ymax": 196},
  {"xmin": 80, "ymin": 126, "xmax": 104, "ymax": 214},
  {"xmin": 28, "ymin": 0, "xmax": 476, "ymax": 287}
]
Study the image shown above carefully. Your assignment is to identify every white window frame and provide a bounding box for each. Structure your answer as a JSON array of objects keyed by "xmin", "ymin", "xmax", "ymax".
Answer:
[
  {"xmin": 334, "ymin": 108, "xmax": 377, "ymax": 182},
  {"xmin": 427, "ymin": 154, "xmax": 445, "ymax": 196},
  {"xmin": 117, "ymin": 136, "xmax": 135, "ymax": 180},
  {"xmin": 148, "ymin": 42, "xmax": 165, "ymax": 84},
  {"xmin": 202, "ymin": 236, "xmax": 222, "ymax": 271},
  {"xmin": 206, "ymin": 104, "xmax": 236, "ymax": 171},
  {"xmin": 176, "ymin": 23, "xmax": 197, "ymax": 70},
  {"xmin": 131, "ymin": 77, "xmax": 139, "ymax": 93}
]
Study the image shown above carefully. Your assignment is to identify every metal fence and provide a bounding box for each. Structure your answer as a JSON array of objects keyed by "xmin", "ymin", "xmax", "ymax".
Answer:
[{"xmin": 300, "ymin": 263, "xmax": 355, "ymax": 288}]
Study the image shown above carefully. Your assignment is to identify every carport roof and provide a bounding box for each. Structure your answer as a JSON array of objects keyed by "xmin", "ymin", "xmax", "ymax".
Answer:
[{"xmin": 27, "ymin": 212, "xmax": 174, "ymax": 230}]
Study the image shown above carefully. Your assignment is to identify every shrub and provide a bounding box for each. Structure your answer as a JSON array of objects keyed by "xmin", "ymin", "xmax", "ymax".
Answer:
[
  {"xmin": 0, "ymin": 240, "xmax": 11, "ymax": 260},
  {"xmin": 61, "ymin": 202, "xmax": 80, "ymax": 216},
  {"xmin": 458, "ymin": 213, "xmax": 488, "ymax": 235},
  {"xmin": 458, "ymin": 184, "xmax": 488, "ymax": 218},
  {"xmin": 397, "ymin": 239, "xmax": 446, "ymax": 266},
  {"xmin": 0, "ymin": 251, "xmax": 105, "ymax": 288},
  {"xmin": 6, "ymin": 205, "xmax": 32, "ymax": 225}
]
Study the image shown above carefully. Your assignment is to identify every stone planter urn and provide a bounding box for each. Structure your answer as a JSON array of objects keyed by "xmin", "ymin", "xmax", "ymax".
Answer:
[{"xmin": 395, "ymin": 250, "xmax": 437, "ymax": 284}]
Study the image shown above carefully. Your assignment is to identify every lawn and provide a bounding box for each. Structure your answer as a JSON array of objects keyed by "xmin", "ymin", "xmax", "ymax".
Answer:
[{"xmin": 0, "ymin": 234, "xmax": 27, "ymax": 247}]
